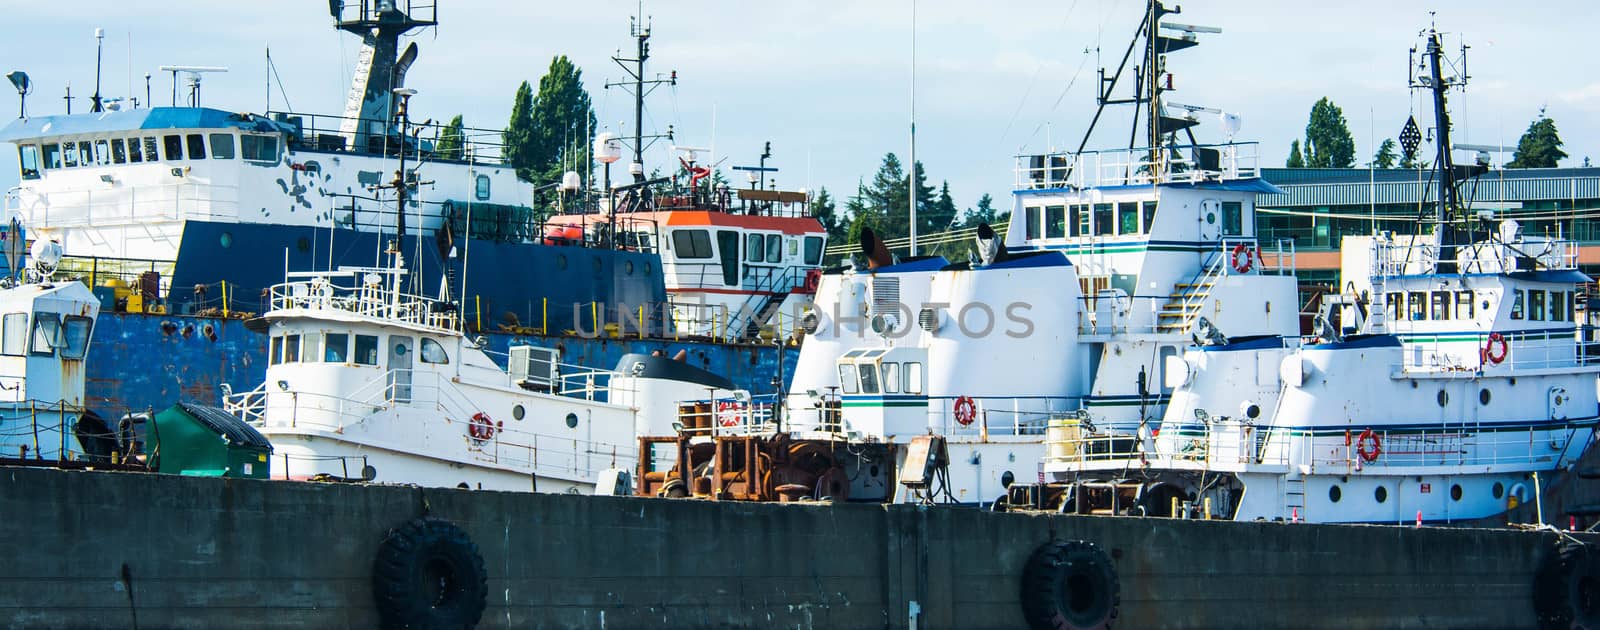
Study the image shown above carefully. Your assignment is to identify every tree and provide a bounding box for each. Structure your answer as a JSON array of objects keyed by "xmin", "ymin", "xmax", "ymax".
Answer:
[
  {"xmin": 529, "ymin": 56, "xmax": 596, "ymax": 189},
  {"xmin": 864, "ymin": 153, "xmax": 909, "ymax": 243},
  {"xmin": 503, "ymin": 81, "xmax": 537, "ymax": 182},
  {"xmin": 844, "ymin": 179, "xmax": 882, "ymax": 250},
  {"xmin": 1372, "ymin": 138, "xmax": 1397, "ymax": 169},
  {"xmin": 1507, "ymin": 109, "xmax": 1567, "ymax": 168},
  {"xmin": 811, "ymin": 186, "xmax": 848, "ymax": 246},
  {"xmin": 961, "ymin": 193, "xmax": 1003, "ymax": 228},
  {"xmin": 1286, "ymin": 139, "xmax": 1305, "ymax": 168},
  {"xmin": 1303, "ymin": 97, "xmax": 1356, "ymax": 168},
  {"xmin": 927, "ymin": 181, "xmax": 959, "ymax": 234},
  {"xmin": 435, "ymin": 115, "xmax": 465, "ymax": 161}
]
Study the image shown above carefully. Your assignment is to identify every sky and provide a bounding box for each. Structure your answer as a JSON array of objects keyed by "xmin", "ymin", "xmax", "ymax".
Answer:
[{"xmin": 2, "ymin": 1, "xmax": 1598, "ymax": 217}]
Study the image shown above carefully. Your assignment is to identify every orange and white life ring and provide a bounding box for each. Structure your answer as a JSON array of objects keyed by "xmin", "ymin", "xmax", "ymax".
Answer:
[
  {"xmin": 1230, "ymin": 243, "xmax": 1255, "ymax": 273},
  {"xmin": 468, "ymin": 412, "xmax": 500, "ymax": 442},
  {"xmin": 1482, "ymin": 332, "xmax": 1508, "ymax": 365},
  {"xmin": 953, "ymin": 396, "xmax": 978, "ymax": 427},
  {"xmin": 717, "ymin": 401, "xmax": 743, "ymax": 427},
  {"xmin": 1356, "ymin": 429, "xmax": 1382, "ymax": 462}
]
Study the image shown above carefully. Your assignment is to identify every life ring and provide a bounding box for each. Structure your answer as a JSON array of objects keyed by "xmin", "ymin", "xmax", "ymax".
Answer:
[
  {"xmin": 799, "ymin": 268, "xmax": 823, "ymax": 294},
  {"xmin": 467, "ymin": 412, "xmax": 499, "ymax": 442},
  {"xmin": 953, "ymin": 396, "xmax": 978, "ymax": 427},
  {"xmin": 1482, "ymin": 332, "xmax": 1508, "ymax": 365},
  {"xmin": 1020, "ymin": 540, "xmax": 1121, "ymax": 630},
  {"xmin": 1356, "ymin": 429, "xmax": 1382, "ymax": 462},
  {"xmin": 1533, "ymin": 539, "xmax": 1600, "ymax": 628},
  {"xmin": 372, "ymin": 517, "xmax": 488, "ymax": 630},
  {"xmin": 1230, "ymin": 243, "xmax": 1255, "ymax": 273},
  {"xmin": 717, "ymin": 401, "xmax": 742, "ymax": 427}
]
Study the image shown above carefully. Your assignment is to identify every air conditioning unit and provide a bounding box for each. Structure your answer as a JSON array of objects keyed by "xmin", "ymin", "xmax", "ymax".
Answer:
[{"xmin": 510, "ymin": 344, "xmax": 560, "ymax": 392}]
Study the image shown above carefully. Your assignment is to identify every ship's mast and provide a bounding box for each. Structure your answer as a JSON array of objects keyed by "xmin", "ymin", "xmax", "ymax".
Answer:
[
  {"xmin": 608, "ymin": 7, "xmax": 676, "ymax": 185},
  {"xmin": 1422, "ymin": 28, "xmax": 1460, "ymax": 225}
]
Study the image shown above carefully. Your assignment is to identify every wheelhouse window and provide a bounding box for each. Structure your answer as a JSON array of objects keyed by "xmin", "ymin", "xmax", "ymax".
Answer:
[
  {"xmin": 1142, "ymin": 201, "xmax": 1158, "ymax": 232},
  {"xmin": 1118, "ymin": 202, "xmax": 1139, "ymax": 235},
  {"xmin": 302, "ymin": 334, "xmax": 323, "ymax": 363},
  {"xmin": 1024, "ymin": 205, "xmax": 1041, "ymax": 240},
  {"xmin": 269, "ymin": 335, "xmax": 283, "ymax": 366},
  {"xmin": 110, "ymin": 139, "xmax": 127, "ymax": 164},
  {"xmin": 61, "ymin": 316, "xmax": 91, "ymax": 360},
  {"xmin": 142, "ymin": 137, "xmax": 160, "ymax": 162},
  {"xmin": 1094, "ymin": 203, "xmax": 1114, "ymax": 236},
  {"xmin": 1529, "ymin": 290, "xmax": 1547, "ymax": 321},
  {"xmin": 671, "ymin": 229, "xmax": 713, "ymax": 259},
  {"xmin": 857, "ymin": 363, "xmax": 880, "ymax": 394},
  {"xmin": 1551, "ymin": 291, "xmax": 1567, "ymax": 322},
  {"xmin": 803, "ymin": 236, "xmax": 823, "ymax": 266},
  {"xmin": 354, "ymin": 334, "xmax": 379, "ymax": 365},
  {"xmin": 474, "ymin": 174, "xmax": 490, "ymax": 200},
  {"xmin": 1408, "ymin": 292, "xmax": 1426, "ymax": 321},
  {"xmin": 78, "ymin": 141, "xmax": 92, "ymax": 166},
  {"xmin": 1455, "ymin": 290, "xmax": 1474, "ymax": 319},
  {"xmin": 209, "ymin": 133, "xmax": 235, "ymax": 159},
  {"xmin": 283, "ymin": 334, "xmax": 301, "ymax": 363},
  {"xmin": 745, "ymin": 233, "xmax": 764, "ymax": 263},
  {"xmin": 240, "ymin": 134, "xmax": 279, "ymax": 162},
  {"xmin": 30, "ymin": 314, "xmax": 60, "ymax": 356},
  {"xmin": 837, "ymin": 364, "xmax": 858, "ymax": 394},
  {"xmin": 163, "ymin": 135, "xmax": 183, "ymax": 161},
  {"xmin": 1045, "ymin": 205, "xmax": 1066, "ymax": 239},
  {"xmin": 1430, "ymin": 291, "xmax": 1450, "ymax": 320},
  {"xmin": 93, "ymin": 140, "xmax": 110, "ymax": 165},
  {"xmin": 1, "ymin": 313, "xmax": 26, "ymax": 356},
  {"xmin": 1068, "ymin": 205, "xmax": 1083, "ymax": 237},
  {"xmin": 41, "ymin": 144, "xmax": 61, "ymax": 170},
  {"xmin": 1510, "ymin": 290, "xmax": 1525, "ymax": 320},
  {"xmin": 1222, "ymin": 201, "xmax": 1244, "ymax": 235},
  {"xmin": 127, "ymin": 137, "xmax": 143, "ymax": 162},
  {"xmin": 766, "ymin": 234, "xmax": 782, "ymax": 263},
  {"xmin": 186, "ymin": 134, "xmax": 207, "ymax": 159},
  {"xmin": 904, "ymin": 362, "xmax": 923, "ymax": 394},
  {"xmin": 17, "ymin": 145, "xmax": 40, "ymax": 180},
  {"xmin": 1385, "ymin": 292, "xmax": 1401, "ymax": 322},
  {"xmin": 420, "ymin": 338, "xmax": 449, "ymax": 364},
  {"xmin": 881, "ymin": 362, "xmax": 900, "ymax": 394},
  {"xmin": 325, "ymin": 333, "xmax": 349, "ymax": 363},
  {"xmin": 62, "ymin": 143, "xmax": 79, "ymax": 168}
]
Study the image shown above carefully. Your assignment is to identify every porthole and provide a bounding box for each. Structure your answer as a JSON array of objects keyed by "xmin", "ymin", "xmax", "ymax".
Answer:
[
  {"xmin": 556, "ymin": 254, "xmax": 567, "ymax": 270},
  {"xmin": 625, "ymin": 260, "xmax": 635, "ymax": 275},
  {"xmin": 220, "ymin": 232, "xmax": 234, "ymax": 248},
  {"xmin": 565, "ymin": 412, "xmax": 579, "ymax": 429},
  {"xmin": 643, "ymin": 261, "xmax": 653, "ymax": 275},
  {"xmin": 1374, "ymin": 486, "xmax": 1388, "ymax": 503},
  {"xmin": 1493, "ymin": 482, "xmax": 1505, "ymax": 499},
  {"xmin": 1329, "ymin": 485, "xmax": 1342, "ymax": 503},
  {"xmin": 512, "ymin": 404, "xmax": 525, "ymax": 420},
  {"xmin": 1479, "ymin": 388, "xmax": 1491, "ymax": 405},
  {"xmin": 1436, "ymin": 389, "xmax": 1448, "ymax": 407},
  {"xmin": 1451, "ymin": 484, "xmax": 1463, "ymax": 501},
  {"xmin": 1001, "ymin": 471, "xmax": 1015, "ymax": 488}
]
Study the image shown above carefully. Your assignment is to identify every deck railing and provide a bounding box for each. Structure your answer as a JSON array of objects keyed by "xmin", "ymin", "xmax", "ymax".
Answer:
[{"xmin": 1016, "ymin": 142, "xmax": 1260, "ymax": 190}]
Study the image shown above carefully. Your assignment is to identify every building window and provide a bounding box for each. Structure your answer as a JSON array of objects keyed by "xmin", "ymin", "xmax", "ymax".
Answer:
[
  {"xmin": 1510, "ymin": 290, "xmax": 1525, "ymax": 320},
  {"xmin": 1118, "ymin": 202, "xmax": 1140, "ymax": 235},
  {"xmin": 420, "ymin": 338, "xmax": 449, "ymax": 364},
  {"xmin": 475, "ymin": 174, "xmax": 490, "ymax": 200},
  {"xmin": 17, "ymin": 146, "xmax": 40, "ymax": 180},
  {"xmin": 1094, "ymin": 203, "xmax": 1114, "ymax": 236},
  {"xmin": 186, "ymin": 134, "xmax": 207, "ymax": 160},
  {"xmin": 209, "ymin": 133, "xmax": 236, "ymax": 159},
  {"xmin": 1045, "ymin": 205, "xmax": 1066, "ymax": 238}
]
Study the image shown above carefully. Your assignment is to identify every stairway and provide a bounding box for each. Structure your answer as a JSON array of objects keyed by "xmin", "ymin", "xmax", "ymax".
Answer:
[
  {"xmin": 1155, "ymin": 249, "xmax": 1225, "ymax": 335},
  {"xmin": 1284, "ymin": 475, "xmax": 1307, "ymax": 521}
]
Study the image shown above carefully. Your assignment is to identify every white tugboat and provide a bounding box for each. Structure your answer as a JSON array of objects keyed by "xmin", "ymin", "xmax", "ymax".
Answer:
[
  {"xmin": 1013, "ymin": 15, "xmax": 1599, "ymax": 524},
  {"xmin": 221, "ymin": 91, "xmax": 738, "ymax": 493}
]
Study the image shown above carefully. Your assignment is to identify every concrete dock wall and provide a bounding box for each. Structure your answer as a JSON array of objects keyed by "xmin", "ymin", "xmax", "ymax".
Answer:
[{"xmin": 0, "ymin": 466, "xmax": 1566, "ymax": 629}]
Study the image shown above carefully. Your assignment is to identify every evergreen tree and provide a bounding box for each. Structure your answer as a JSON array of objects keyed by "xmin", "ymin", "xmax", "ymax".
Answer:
[
  {"xmin": 530, "ymin": 56, "xmax": 596, "ymax": 188},
  {"xmin": 1303, "ymin": 97, "xmax": 1356, "ymax": 168},
  {"xmin": 865, "ymin": 153, "xmax": 909, "ymax": 242},
  {"xmin": 961, "ymin": 193, "xmax": 1003, "ymax": 228},
  {"xmin": 503, "ymin": 81, "xmax": 537, "ymax": 182},
  {"xmin": 811, "ymin": 187, "xmax": 848, "ymax": 246},
  {"xmin": 435, "ymin": 115, "xmax": 466, "ymax": 161},
  {"xmin": 927, "ymin": 181, "xmax": 959, "ymax": 234},
  {"xmin": 1507, "ymin": 109, "xmax": 1567, "ymax": 168},
  {"xmin": 1372, "ymin": 138, "xmax": 1398, "ymax": 169},
  {"xmin": 844, "ymin": 179, "xmax": 882, "ymax": 252},
  {"xmin": 1286, "ymin": 139, "xmax": 1305, "ymax": 168}
]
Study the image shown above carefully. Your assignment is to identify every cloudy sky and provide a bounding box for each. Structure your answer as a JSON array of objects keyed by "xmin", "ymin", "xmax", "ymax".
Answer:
[{"xmin": 2, "ymin": 1, "xmax": 1596, "ymax": 215}]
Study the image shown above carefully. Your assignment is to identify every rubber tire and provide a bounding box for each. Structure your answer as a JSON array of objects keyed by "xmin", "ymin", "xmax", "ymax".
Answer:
[
  {"xmin": 1535, "ymin": 539, "xmax": 1600, "ymax": 630},
  {"xmin": 1021, "ymin": 540, "xmax": 1121, "ymax": 630},
  {"xmin": 373, "ymin": 517, "xmax": 488, "ymax": 630}
]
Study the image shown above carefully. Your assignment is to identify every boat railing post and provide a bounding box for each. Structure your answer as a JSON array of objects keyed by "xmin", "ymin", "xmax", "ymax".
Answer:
[{"xmin": 30, "ymin": 400, "xmax": 39, "ymax": 459}]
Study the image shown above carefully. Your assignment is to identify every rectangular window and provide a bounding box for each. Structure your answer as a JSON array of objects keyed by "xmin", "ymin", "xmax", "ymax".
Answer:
[
  {"xmin": 302, "ymin": 333, "xmax": 323, "ymax": 363},
  {"xmin": 1045, "ymin": 205, "xmax": 1066, "ymax": 238},
  {"xmin": 857, "ymin": 363, "xmax": 880, "ymax": 394},
  {"xmin": 93, "ymin": 140, "xmax": 109, "ymax": 165},
  {"xmin": 325, "ymin": 333, "xmax": 349, "ymax": 363},
  {"xmin": 62, "ymin": 143, "xmax": 79, "ymax": 168},
  {"xmin": 1568, "ymin": 291, "xmax": 1577, "ymax": 322},
  {"xmin": 837, "ymin": 364, "xmax": 857, "ymax": 394},
  {"xmin": 1118, "ymin": 202, "xmax": 1140, "ymax": 235},
  {"xmin": 1511, "ymin": 290, "xmax": 1525, "ymax": 320},
  {"xmin": 474, "ymin": 174, "xmax": 490, "ymax": 200},
  {"xmin": 1, "ymin": 313, "xmax": 26, "ymax": 356},
  {"xmin": 1068, "ymin": 205, "xmax": 1082, "ymax": 237},
  {"xmin": 269, "ymin": 335, "xmax": 283, "ymax": 366},
  {"xmin": 1222, "ymin": 201, "xmax": 1244, "ymax": 236},
  {"xmin": 1408, "ymin": 292, "xmax": 1426, "ymax": 321},
  {"xmin": 905, "ymin": 362, "xmax": 923, "ymax": 394},
  {"xmin": 803, "ymin": 236, "xmax": 823, "ymax": 266},
  {"xmin": 18, "ymin": 146, "xmax": 40, "ymax": 180},
  {"xmin": 1530, "ymin": 290, "xmax": 1547, "ymax": 321},
  {"xmin": 1142, "ymin": 201, "xmax": 1158, "ymax": 233},
  {"xmin": 1430, "ymin": 291, "xmax": 1450, "ymax": 320},
  {"xmin": 672, "ymin": 229, "xmax": 713, "ymax": 259},
  {"xmin": 61, "ymin": 315, "xmax": 91, "ymax": 360},
  {"xmin": 1385, "ymin": 292, "xmax": 1401, "ymax": 323},
  {"xmin": 143, "ymin": 137, "xmax": 160, "ymax": 162},
  {"xmin": 882, "ymin": 362, "xmax": 900, "ymax": 394},
  {"xmin": 1024, "ymin": 205, "xmax": 1041, "ymax": 240},
  {"xmin": 110, "ymin": 139, "xmax": 127, "ymax": 164},
  {"xmin": 78, "ymin": 141, "xmax": 93, "ymax": 166},
  {"xmin": 240, "ymin": 134, "xmax": 279, "ymax": 162},
  {"xmin": 283, "ymin": 334, "xmax": 301, "ymax": 363},
  {"xmin": 209, "ymin": 133, "xmax": 235, "ymax": 159},
  {"xmin": 745, "ymin": 233, "xmax": 764, "ymax": 263},
  {"xmin": 163, "ymin": 135, "xmax": 183, "ymax": 161},
  {"xmin": 1456, "ymin": 290, "xmax": 1474, "ymax": 320},
  {"xmin": 1094, "ymin": 203, "xmax": 1114, "ymax": 236},
  {"xmin": 1552, "ymin": 291, "xmax": 1567, "ymax": 322},
  {"xmin": 766, "ymin": 234, "xmax": 782, "ymax": 263},
  {"xmin": 127, "ymin": 137, "xmax": 143, "ymax": 163},
  {"xmin": 186, "ymin": 134, "xmax": 207, "ymax": 160},
  {"xmin": 42, "ymin": 143, "xmax": 61, "ymax": 169},
  {"xmin": 354, "ymin": 334, "xmax": 379, "ymax": 365},
  {"xmin": 30, "ymin": 314, "xmax": 59, "ymax": 356}
]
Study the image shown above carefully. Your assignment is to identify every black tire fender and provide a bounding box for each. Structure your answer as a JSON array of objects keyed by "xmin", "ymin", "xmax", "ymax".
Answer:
[
  {"xmin": 1021, "ymin": 539, "xmax": 1121, "ymax": 630},
  {"xmin": 1535, "ymin": 538, "xmax": 1600, "ymax": 630},
  {"xmin": 373, "ymin": 517, "xmax": 488, "ymax": 630}
]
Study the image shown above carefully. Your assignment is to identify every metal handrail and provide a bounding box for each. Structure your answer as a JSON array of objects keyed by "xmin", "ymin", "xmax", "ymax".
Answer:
[{"xmin": 1016, "ymin": 142, "xmax": 1261, "ymax": 190}]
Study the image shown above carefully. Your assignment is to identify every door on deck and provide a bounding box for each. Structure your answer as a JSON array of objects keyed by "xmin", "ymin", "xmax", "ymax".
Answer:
[{"xmin": 388, "ymin": 335, "xmax": 414, "ymax": 403}]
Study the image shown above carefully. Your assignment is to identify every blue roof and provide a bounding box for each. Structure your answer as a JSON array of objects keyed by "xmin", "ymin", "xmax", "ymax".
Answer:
[
  {"xmin": 980, "ymin": 250, "xmax": 1071, "ymax": 270},
  {"xmin": 1163, "ymin": 178, "xmax": 1285, "ymax": 195},
  {"xmin": 1303, "ymin": 334, "xmax": 1403, "ymax": 351},
  {"xmin": 1509, "ymin": 269, "xmax": 1593, "ymax": 284},
  {"xmin": 874, "ymin": 257, "xmax": 950, "ymax": 274},
  {"xmin": 1198, "ymin": 335, "xmax": 1286, "ymax": 352},
  {"xmin": 0, "ymin": 107, "xmax": 289, "ymax": 143}
]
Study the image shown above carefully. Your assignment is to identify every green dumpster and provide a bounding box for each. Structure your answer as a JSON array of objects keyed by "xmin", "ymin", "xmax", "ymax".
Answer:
[{"xmin": 146, "ymin": 402, "xmax": 273, "ymax": 479}]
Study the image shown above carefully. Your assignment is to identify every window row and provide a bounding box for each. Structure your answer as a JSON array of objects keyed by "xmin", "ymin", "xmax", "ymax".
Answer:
[
  {"xmin": 1509, "ymin": 289, "xmax": 1574, "ymax": 322},
  {"xmin": 18, "ymin": 131, "xmax": 281, "ymax": 179},
  {"xmin": 671, "ymin": 228, "xmax": 825, "ymax": 266},
  {"xmin": 1023, "ymin": 201, "xmax": 1160, "ymax": 240},
  {"xmin": 837, "ymin": 361, "xmax": 925, "ymax": 396},
  {"xmin": 1384, "ymin": 289, "xmax": 1575, "ymax": 323},
  {"xmin": 0, "ymin": 312, "xmax": 91, "ymax": 359},
  {"xmin": 269, "ymin": 332, "xmax": 449, "ymax": 367}
]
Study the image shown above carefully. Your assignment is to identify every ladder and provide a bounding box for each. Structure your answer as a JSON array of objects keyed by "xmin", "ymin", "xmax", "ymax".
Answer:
[{"xmin": 1156, "ymin": 249, "xmax": 1225, "ymax": 334}]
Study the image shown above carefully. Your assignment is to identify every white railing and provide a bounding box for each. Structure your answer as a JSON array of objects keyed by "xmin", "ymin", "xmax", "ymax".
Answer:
[
  {"xmin": 1396, "ymin": 332, "xmax": 1600, "ymax": 374},
  {"xmin": 1075, "ymin": 238, "xmax": 1295, "ymax": 336},
  {"xmin": 269, "ymin": 271, "xmax": 460, "ymax": 331},
  {"xmin": 1371, "ymin": 237, "xmax": 1579, "ymax": 278},
  {"xmin": 1016, "ymin": 143, "xmax": 1260, "ymax": 190}
]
